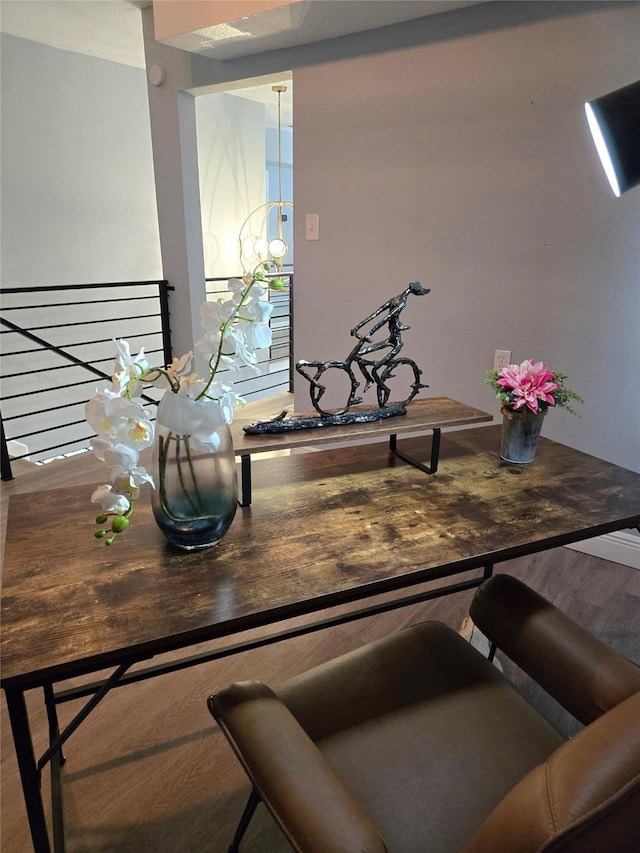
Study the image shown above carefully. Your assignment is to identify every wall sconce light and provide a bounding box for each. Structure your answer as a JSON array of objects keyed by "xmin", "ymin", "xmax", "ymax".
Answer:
[{"xmin": 585, "ymin": 80, "xmax": 640, "ymax": 197}]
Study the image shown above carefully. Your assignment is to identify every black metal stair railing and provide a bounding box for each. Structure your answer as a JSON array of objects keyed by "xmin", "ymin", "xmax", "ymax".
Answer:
[
  {"xmin": 0, "ymin": 280, "xmax": 173, "ymax": 480},
  {"xmin": 1, "ymin": 275, "xmax": 292, "ymax": 480}
]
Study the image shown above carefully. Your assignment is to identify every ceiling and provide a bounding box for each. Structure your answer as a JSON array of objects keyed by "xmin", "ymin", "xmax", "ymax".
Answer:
[
  {"xmin": 0, "ymin": 0, "xmax": 488, "ymax": 67},
  {"xmin": 156, "ymin": 0, "xmax": 487, "ymax": 62},
  {"xmin": 0, "ymin": 0, "xmax": 150, "ymax": 69},
  {"xmin": 0, "ymin": 0, "xmax": 485, "ymax": 125}
]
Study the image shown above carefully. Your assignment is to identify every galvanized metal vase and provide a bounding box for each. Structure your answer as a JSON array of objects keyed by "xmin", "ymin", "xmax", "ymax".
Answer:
[
  {"xmin": 500, "ymin": 406, "xmax": 547, "ymax": 464},
  {"xmin": 151, "ymin": 394, "xmax": 238, "ymax": 550}
]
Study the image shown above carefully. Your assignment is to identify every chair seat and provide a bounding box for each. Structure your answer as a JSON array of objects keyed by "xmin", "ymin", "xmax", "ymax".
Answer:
[
  {"xmin": 211, "ymin": 575, "xmax": 640, "ymax": 852},
  {"xmin": 216, "ymin": 621, "xmax": 564, "ymax": 852}
]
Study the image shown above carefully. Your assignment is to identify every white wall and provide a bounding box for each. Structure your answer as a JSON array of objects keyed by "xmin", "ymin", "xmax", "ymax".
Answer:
[
  {"xmin": 0, "ymin": 29, "xmax": 285, "ymax": 459},
  {"xmin": 292, "ymin": 2, "xmax": 640, "ymax": 472},
  {"xmin": 196, "ymin": 92, "xmax": 266, "ymax": 279},
  {"xmin": 0, "ymin": 33, "xmax": 163, "ymax": 460},
  {"xmin": 0, "ymin": 33, "xmax": 162, "ymax": 285}
]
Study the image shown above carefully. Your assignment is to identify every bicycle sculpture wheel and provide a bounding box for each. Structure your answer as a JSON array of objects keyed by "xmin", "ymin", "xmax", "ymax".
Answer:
[{"xmin": 244, "ymin": 281, "xmax": 430, "ymax": 434}]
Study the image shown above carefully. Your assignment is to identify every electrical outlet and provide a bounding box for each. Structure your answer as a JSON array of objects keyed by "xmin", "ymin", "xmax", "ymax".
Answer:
[{"xmin": 493, "ymin": 349, "xmax": 512, "ymax": 371}]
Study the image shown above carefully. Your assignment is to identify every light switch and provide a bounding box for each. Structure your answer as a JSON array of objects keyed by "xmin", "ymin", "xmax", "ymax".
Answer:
[{"xmin": 305, "ymin": 214, "xmax": 319, "ymax": 240}]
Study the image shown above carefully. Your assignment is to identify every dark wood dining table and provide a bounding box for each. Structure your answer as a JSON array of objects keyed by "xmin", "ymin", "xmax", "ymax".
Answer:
[{"xmin": 3, "ymin": 417, "xmax": 640, "ymax": 852}]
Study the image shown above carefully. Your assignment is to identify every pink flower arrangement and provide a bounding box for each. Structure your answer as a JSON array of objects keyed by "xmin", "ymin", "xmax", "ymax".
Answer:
[
  {"xmin": 497, "ymin": 360, "xmax": 558, "ymax": 413},
  {"xmin": 485, "ymin": 359, "xmax": 583, "ymax": 416}
]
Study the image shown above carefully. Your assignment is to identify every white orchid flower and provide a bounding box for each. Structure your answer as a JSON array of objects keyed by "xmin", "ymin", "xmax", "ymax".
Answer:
[
  {"xmin": 154, "ymin": 393, "xmax": 220, "ymax": 452},
  {"xmin": 156, "ymin": 392, "xmax": 216, "ymax": 435},
  {"xmin": 217, "ymin": 389, "xmax": 238, "ymax": 424},
  {"xmin": 244, "ymin": 295, "xmax": 273, "ymax": 324},
  {"xmin": 86, "ymin": 393, "xmax": 151, "ymax": 441},
  {"xmin": 178, "ymin": 373, "xmax": 205, "ymax": 397},
  {"xmin": 88, "ymin": 398, "xmax": 155, "ymax": 452},
  {"xmin": 112, "ymin": 339, "xmax": 149, "ymax": 393},
  {"xmin": 85, "ymin": 387, "xmax": 125, "ymax": 434},
  {"xmin": 91, "ymin": 438, "xmax": 140, "ymax": 471},
  {"xmin": 195, "ymin": 330, "xmax": 221, "ymax": 357},
  {"xmin": 200, "ymin": 298, "xmax": 238, "ymax": 331},
  {"xmin": 189, "ymin": 430, "xmax": 222, "ymax": 454},
  {"xmin": 115, "ymin": 467, "xmax": 155, "ymax": 490},
  {"xmin": 91, "ymin": 485, "xmax": 130, "ymax": 514},
  {"xmin": 200, "ymin": 301, "xmax": 225, "ymax": 330},
  {"xmin": 125, "ymin": 415, "xmax": 154, "ymax": 448},
  {"xmin": 88, "ymin": 265, "xmax": 279, "ymax": 545},
  {"xmin": 167, "ymin": 351, "xmax": 193, "ymax": 376},
  {"xmin": 229, "ymin": 333, "xmax": 260, "ymax": 370},
  {"xmin": 228, "ymin": 278, "xmax": 245, "ymax": 294},
  {"xmin": 218, "ymin": 354, "xmax": 240, "ymax": 371},
  {"xmin": 221, "ymin": 331, "xmax": 238, "ymax": 354},
  {"xmin": 245, "ymin": 322, "xmax": 272, "ymax": 351},
  {"xmin": 91, "ymin": 438, "xmax": 151, "ymax": 482}
]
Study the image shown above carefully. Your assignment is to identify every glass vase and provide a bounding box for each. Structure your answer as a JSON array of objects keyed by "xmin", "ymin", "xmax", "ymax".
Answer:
[{"xmin": 151, "ymin": 394, "xmax": 238, "ymax": 550}]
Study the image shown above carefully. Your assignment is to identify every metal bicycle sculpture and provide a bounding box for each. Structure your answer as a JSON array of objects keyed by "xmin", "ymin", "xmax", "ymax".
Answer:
[
  {"xmin": 298, "ymin": 281, "xmax": 429, "ymax": 416},
  {"xmin": 244, "ymin": 282, "xmax": 430, "ymax": 434}
]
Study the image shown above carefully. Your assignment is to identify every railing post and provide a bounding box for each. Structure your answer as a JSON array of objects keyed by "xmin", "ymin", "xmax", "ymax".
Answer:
[
  {"xmin": 288, "ymin": 274, "xmax": 294, "ymax": 392},
  {"xmin": 1, "ymin": 411, "xmax": 14, "ymax": 481},
  {"xmin": 158, "ymin": 280, "xmax": 172, "ymax": 368}
]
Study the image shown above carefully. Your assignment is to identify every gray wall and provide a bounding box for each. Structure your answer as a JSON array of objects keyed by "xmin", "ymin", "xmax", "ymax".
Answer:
[
  {"xmin": 292, "ymin": 2, "xmax": 640, "ymax": 472},
  {"xmin": 0, "ymin": 33, "xmax": 163, "ymax": 459},
  {"xmin": 0, "ymin": 33, "xmax": 161, "ymax": 285}
]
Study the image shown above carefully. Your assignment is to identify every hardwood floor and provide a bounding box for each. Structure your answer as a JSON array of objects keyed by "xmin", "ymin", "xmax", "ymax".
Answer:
[{"xmin": 2, "ymin": 396, "xmax": 639, "ymax": 852}]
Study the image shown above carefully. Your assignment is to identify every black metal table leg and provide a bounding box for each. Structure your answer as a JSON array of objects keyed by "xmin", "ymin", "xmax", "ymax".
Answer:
[
  {"xmin": 44, "ymin": 684, "xmax": 65, "ymax": 852},
  {"xmin": 389, "ymin": 427, "xmax": 441, "ymax": 474},
  {"xmin": 43, "ymin": 683, "xmax": 65, "ymax": 767},
  {"xmin": 38, "ymin": 663, "xmax": 131, "ymax": 773},
  {"xmin": 240, "ymin": 454, "xmax": 252, "ymax": 506},
  {"xmin": 4, "ymin": 687, "xmax": 51, "ymax": 852}
]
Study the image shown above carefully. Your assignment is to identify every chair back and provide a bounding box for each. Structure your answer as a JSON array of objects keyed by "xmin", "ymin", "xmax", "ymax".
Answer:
[
  {"xmin": 470, "ymin": 574, "xmax": 640, "ymax": 723},
  {"xmin": 466, "ymin": 690, "xmax": 640, "ymax": 852}
]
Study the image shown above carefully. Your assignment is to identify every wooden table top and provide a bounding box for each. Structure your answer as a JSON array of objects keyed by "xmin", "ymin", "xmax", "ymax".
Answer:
[
  {"xmin": 231, "ymin": 396, "xmax": 493, "ymax": 455},
  {"xmin": 2, "ymin": 425, "xmax": 640, "ymax": 688}
]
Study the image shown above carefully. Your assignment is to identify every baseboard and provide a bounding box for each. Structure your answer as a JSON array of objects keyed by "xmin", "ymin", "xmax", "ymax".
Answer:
[{"xmin": 566, "ymin": 530, "xmax": 640, "ymax": 570}]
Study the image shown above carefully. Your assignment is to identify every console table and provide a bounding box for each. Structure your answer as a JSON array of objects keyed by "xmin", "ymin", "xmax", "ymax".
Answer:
[{"xmin": 3, "ymin": 424, "xmax": 640, "ymax": 852}]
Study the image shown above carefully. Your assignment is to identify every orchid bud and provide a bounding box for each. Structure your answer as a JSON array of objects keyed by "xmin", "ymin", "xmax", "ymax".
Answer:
[
  {"xmin": 271, "ymin": 278, "xmax": 285, "ymax": 290},
  {"xmin": 111, "ymin": 516, "xmax": 130, "ymax": 533},
  {"xmin": 95, "ymin": 513, "xmax": 109, "ymax": 524}
]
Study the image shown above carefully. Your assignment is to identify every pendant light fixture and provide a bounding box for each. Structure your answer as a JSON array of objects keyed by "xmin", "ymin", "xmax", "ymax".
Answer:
[{"xmin": 239, "ymin": 84, "xmax": 293, "ymax": 273}]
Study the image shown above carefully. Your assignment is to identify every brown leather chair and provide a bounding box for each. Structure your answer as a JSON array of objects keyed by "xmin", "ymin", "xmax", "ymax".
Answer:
[{"xmin": 208, "ymin": 574, "xmax": 640, "ymax": 852}]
